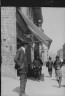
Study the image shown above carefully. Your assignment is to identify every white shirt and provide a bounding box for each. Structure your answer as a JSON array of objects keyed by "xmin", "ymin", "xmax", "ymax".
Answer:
[
  {"xmin": 21, "ymin": 46, "xmax": 25, "ymax": 53},
  {"xmin": 60, "ymin": 58, "xmax": 63, "ymax": 62}
]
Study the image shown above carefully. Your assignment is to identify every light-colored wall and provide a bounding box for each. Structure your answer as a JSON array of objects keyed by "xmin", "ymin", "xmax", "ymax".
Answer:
[
  {"xmin": 44, "ymin": 48, "xmax": 48, "ymax": 62},
  {"xmin": 1, "ymin": 7, "xmax": 16, "ymax": 67},
  {"xmin": 63, "ymin": 44, "xmax": 65, "ymax": 59}
]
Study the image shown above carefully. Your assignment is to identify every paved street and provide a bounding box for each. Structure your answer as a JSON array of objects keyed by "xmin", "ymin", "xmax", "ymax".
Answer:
[{"xmin": 1, "ymin": 65, "xmax": 65, "ymax": 96}]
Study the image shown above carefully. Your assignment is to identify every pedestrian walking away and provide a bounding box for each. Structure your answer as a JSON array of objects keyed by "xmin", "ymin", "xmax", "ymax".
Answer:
[
  {"xmin": 47, "ymin": 57, "xmax": 53, "ymax": 77},
  {"xmin": 54, "ymin": 56, "xmax": 63, "ymax": 88},
  {"xmin": 14, "ymin": 41, "xmax": 29, "ymax": 96}
]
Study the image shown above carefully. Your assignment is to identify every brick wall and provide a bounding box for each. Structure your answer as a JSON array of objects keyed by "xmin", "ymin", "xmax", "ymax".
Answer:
[
  {"xmin": 1, "ymin": 7, "xmax": 16, "ymax": 68},
  {"xmin": 63, "ymin": 44, "xmax": 65, "ymax": 60}
]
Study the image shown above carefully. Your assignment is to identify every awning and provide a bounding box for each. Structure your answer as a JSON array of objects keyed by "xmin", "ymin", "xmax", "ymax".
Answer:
[
  {"xmin": 17, "ymin": 30, "xmax": 30, "ymax": 43},
  {"xmin": 18, "ymin": 9, "xmax": 52, "ymax": 49},
  {"xmin": 16, "ymin": 22, "xmax": 32, "ymax": 43}
]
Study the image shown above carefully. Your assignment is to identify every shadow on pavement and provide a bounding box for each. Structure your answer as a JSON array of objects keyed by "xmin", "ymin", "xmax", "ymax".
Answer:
[
  {"xmin": 40, "ymin": 74, "xmax": 44, "ymax": 81},
  {"xmin": 52, "ymin": 79, "xmax": 56, "ymax": 80},
  {"xmin": 27, "ymin": 73, "xmax": 44, "ymax": 82},
  {"xmin": 13, "ymin": 87, "xmax": 29, "ymax": 96},
  {"xmin": 53, "ymin": 85, "xmax": 59, "ymax": 88},
  {"xmin": 44, "ymin": 75, "xmax": 51, "ymax": 78},
  {"xmin": 27, "ymin": 77, "xmax": 41, "ymax": 82},
  {"xmin": 61, "ymin": 85, "xmax": 65, "ymax": 87},
  {"xmin": 53, "ymin": 85, "xmax": 65, "ymax": 88},
  {"xmin": 13, "ymin": 86, "xmax": 20, "ymax": 94}
]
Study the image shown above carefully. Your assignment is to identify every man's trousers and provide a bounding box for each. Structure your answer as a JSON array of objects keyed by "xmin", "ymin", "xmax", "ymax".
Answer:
[{"xmin": 19, "ymin": 68, "xmax": 27, "ymax": 96}]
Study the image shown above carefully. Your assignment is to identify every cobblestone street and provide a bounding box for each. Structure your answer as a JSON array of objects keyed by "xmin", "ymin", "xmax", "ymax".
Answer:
[{"xmin": 1, "ymin": 65, "xmax": 65, "ymax": 96}]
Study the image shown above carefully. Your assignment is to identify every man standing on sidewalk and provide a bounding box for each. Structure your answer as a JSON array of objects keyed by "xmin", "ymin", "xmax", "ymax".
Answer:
[
  {"xmin": 54, "ymin": 56, "xmax": 62, "ymax": 88},
  {"xmin": 14, "ymin": 42, "xmax": 29, "ymax": 96},
  {"xmin": 47, "ymin": 57, "xmax": 53, "ymax": 77}
]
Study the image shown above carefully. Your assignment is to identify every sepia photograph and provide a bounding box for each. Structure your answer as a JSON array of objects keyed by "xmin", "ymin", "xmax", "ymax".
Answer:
[{"xmin": 1, "ymin": 6, "xmax": 65, "ymax": 96}]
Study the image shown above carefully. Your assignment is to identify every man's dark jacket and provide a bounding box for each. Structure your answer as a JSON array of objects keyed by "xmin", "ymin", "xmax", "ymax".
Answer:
[{"xmin": 14, "ymin": 47, "xmax": 27, "ymax": 75}]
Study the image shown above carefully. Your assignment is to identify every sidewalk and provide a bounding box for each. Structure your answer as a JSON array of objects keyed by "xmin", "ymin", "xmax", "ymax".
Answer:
[{"xmin": 1, "ymin": 66, "xmax": 65, "ymax": 96}]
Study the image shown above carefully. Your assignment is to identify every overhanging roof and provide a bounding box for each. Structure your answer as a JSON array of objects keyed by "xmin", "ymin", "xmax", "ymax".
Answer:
[{"xmin": 18, "ymin": 9, "xmax": 52, "ymax": 49}]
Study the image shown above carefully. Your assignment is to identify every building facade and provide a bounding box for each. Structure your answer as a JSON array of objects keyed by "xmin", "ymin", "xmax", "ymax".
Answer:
[
  {"xmin": 1, "ymin": 7, "xmax": 16, "ymax": 68},
  {"xmin": 1, "ymin": 7, "xmax": 52, "ymax": 76},
  {"xmin": 1, "ymin": 7, "xmax": 43, "ymax": 72},
  {"xmin": 43, "ymin": 48, "xmax": 48, "ymax": 63},
  {"xmin": 63, "ymin": 44, "xmax": 65, "ymax": 63},
  {"xmin": 57, "ymin": 49, "xmax": 63, "ymax": 59},
  {"xmin": 19, "ymin": 7, "xmax": 43, "ymax": 63}
]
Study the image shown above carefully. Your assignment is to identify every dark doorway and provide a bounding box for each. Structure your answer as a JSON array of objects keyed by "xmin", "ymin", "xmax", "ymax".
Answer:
[{"xmin": 17, "ymin": 38, "xmax": 21, "ymax": 49}]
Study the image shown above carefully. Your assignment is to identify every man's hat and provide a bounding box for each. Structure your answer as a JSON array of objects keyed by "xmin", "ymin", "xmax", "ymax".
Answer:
[
  {"xmin": 20, "ymin": 41, "xmax": 30, "ymax": 46},
  {"xmin": 49, "ymin": 56, "xmax": 52, "ymax": 59},
  {"xmin": 55, "ymin": 55, "xmax": 59, "ymax": 58}
]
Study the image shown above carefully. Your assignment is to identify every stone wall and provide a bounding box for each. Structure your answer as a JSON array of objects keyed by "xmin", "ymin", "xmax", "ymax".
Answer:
[
  {"xmin": 63, "ymin": 44, "xmax": 65, "ymax": 60},
  {"xmin": 1, "ymin": 7, "xmax": 16, "ymax": 69}
]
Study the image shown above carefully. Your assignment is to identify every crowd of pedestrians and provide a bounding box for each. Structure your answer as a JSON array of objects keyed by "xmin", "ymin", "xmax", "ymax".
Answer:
[
  {"xmin": 46, "ymin": 55, "xmax": 63, "ymax": 88},
  {"xmin": 14, "ymin": 41, "xmax": 64, "ymax": 96},
  {"xmin": 14, "ymin": 42, "xmax": 43, "ymax": 96}
]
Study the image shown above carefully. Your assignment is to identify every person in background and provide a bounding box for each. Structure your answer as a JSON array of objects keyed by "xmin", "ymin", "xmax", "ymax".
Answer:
[
  {"xmin": 36, "ymin": 56, "xmax": 43, "ymax": 70},
  {"xmin": 32, "ymin": 56, "xmax": 43, "ymax": 80},
  {"xmin": 54, "ymin": 56, "xmax": 62, "ymax": 88},
  {"xmin": 14, "ymin": 42, "xmax": 29, "ymax": 96},
  {"xmin": 36, "ymin": 56, "xmax": 43, "ymax": 78},
  {"xmin": 60, "ymin": 58, "xmax": 64, "ymax": 66},
  {"xmin": 47, "ymin": 57, "xmax": 53, "ymax": 77},
  {"xmin": 32, "ymin": 57, "xmax": 40, "ymax": 80}
]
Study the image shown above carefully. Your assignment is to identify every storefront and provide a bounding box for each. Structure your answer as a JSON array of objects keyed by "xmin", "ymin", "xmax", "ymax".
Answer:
[
  {"xmin": 1, "ymin": 7, "xmax": 52, "ymax": 77},
  {"xmin": 16, "ymin": 8, "xmax": 52, "ymax": 65},
  {"xmin": 16, "ymin": 8, "xmax": 52, "ymax": 77}
]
